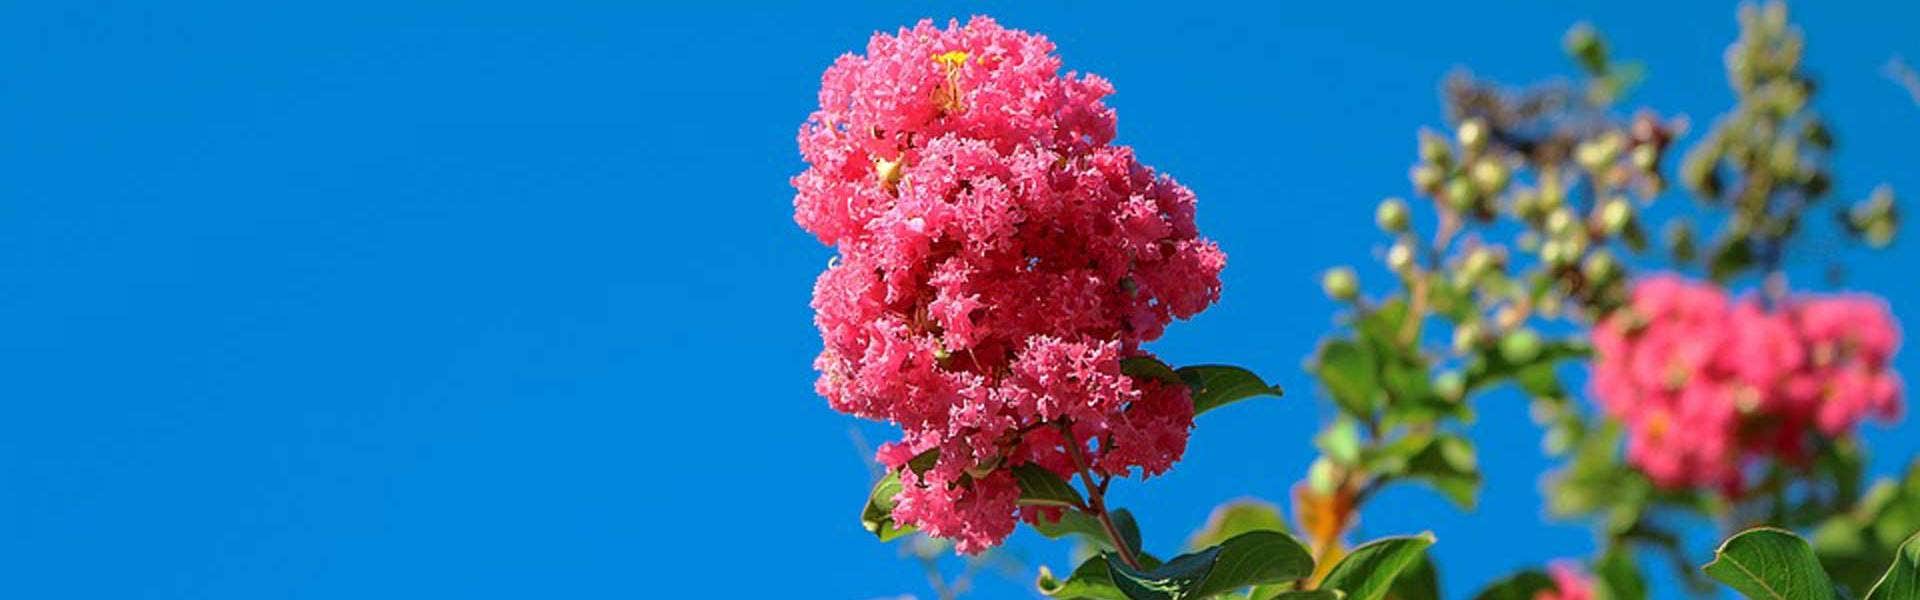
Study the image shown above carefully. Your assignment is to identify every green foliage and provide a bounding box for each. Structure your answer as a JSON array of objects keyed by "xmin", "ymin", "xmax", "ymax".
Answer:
[
  {"xmin": 1121, "ymin": 357, "xmax": 1283, "ymax": 417},
  {"xmin": 860, "ymin": 470, "xmax": 917, "ymax": 542},
  {"xmin": 1863, "ymin": 532, "xmax": 1920, "ymax": 600},
  {"xmin": 1037, "ymin": 508, "xmax": 1145, "ymax": 556},
  {"xmin": 1179, "ymin": 365, "xmax": 1285, "ymax": 416},
  {"xmin": 1186, "ymin": 500, "xmax": 1289, "ymax": 552},
  {"xmin": 1015, "ymin": 464, "xmax": 1087, "ymax": 509},
  {"xmin": 1042, "ymin": 530, "xmax": 1316, "ymax": 600},
  {"xmin": 1703, "ymin": 528, "xmax": 1836, "ymax": 600},
  {"xmin": 1318, "ymin": 534, "xmax": 1436, "ymax": 600},
  {"xmin": 1470, "ymin": 571, "xmax": 1554, "ymax": 600}
]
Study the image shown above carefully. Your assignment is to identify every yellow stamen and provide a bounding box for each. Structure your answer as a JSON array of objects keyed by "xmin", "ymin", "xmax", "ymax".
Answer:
[
  {"xmin": 874, "ymin": 157, "xmax": 903, "ymax": 191},
  {"xmin": 933, "ymin": 50, "xmax": 969, "ymax": 69}
]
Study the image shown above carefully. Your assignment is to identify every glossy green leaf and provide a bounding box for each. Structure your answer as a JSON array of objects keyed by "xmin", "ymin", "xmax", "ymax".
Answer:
[
  {"xmin": 1319, "ymin": 533, "xmax": 1436, "ymax": 600},
  {"xmin": 1191, "ymin": 530, "xmax": 1317, "ymax": 597},
  {"xmin": 1703, "ymin": 527, "xmax": 1835, "ymax": 600},
  {"xmin": 1014, "ymin": 464, "xmax": 1086, "ymax": 509},
  {"xmin": 1036, "ymin": 508, "xmax": 1143, "ymax": 556},
  {"xmin": 1038, "ymin": 556, "xmax": 1127, "ymax": 600},
  {"xmin": 1108, "ymin": 546, "xmax": 1219, "ymax": 600},
  {"xmin": 1471, "ymin": 571, "xmax": 1554, "ymax": 600},
  {"xmin": 1461, "ymin": 340, "xmax": 1590, "ymax": 393},
  {"xmin": 1122, "ymin": 356, "xmax": 1186, "ymax": 387},
  {"xmin": 1186, "ymin": 499, "xmax": 1288, "ymax": 551},
  {"xmin": 1178, "ymin": 365, "xmax": 1284, "ymax": 416},
  {"xmin": 1315, "ymin": 340, "xmax": 1379, "ymax": 416},
  {"xmin": 1864, "ymin": 531, "xmax": 1920, "ymax": 600},
  {"xmin": 859, "ymin": 471, "xmax": 917, "ymax": 542},
  {"xmin": 1389, "ymin": 555, "xmax": 1441, "ymax": 600}
]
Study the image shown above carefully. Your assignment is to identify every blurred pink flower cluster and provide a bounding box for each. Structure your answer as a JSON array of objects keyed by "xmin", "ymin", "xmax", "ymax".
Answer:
[
  {"xmin": 1592, "ymin": 274, "xmax": 1903, "ymax": 493},
  {"xmin": 1535, "ymin": 562, "xmax": 1594, "ymax": 600},
  {"xmin": 793, "ymin": 17, "xmax": 1223, "ymax": 552}
]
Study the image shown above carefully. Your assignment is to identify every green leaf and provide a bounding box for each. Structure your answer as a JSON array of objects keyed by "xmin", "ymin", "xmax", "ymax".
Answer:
[
  {"xmin": 1316, "ymin": 418, "xmax": 1363, "ymax": 467},
  {"xmin": 1864, "ymin": 531, "xmax": 1920, "ymax": 600},
  {"xmin": 1389, "ymin": 555, "xmax": 1441, "ymax": 600},
  {"xmin": 1319, "ymin": 533, "xmax": 1436, "ymax": 600},
  {"xmin": 859, "ymin": 471, "xmax": 917, "ymax": 542},
  {"xmin": 1315, "ymin": 339, "xmax": 1379, "ymax": 416},
  {"xmin": 1596, "ymin": 545, "xmax": 1647, "ymax": 600},
  {"xmin": 1186, "ymin": 499, "xmax": 1288, "ymax": 551},
  {"xmin": 1191, "ymin": 530, "xmax": 1317, "ymax": 597},
  {"xmin": 1038, "ymin": 556, "xmax": 1128, "ymax": 600},
  {"xmin": 1037, "ymin": 508, "xmax": 1143, "ymax": 556},
  {"xmin": 1461, "ymin": 340, "xmax": 1590, "ymax": 393},
  {"xmin": 1014, "ymin": 464, "xmax": 1086, "ymax": 509},
  {"xmin": 1122, "ymin": 356, "xmax": 1186, "ymax": 387},
  {"xmin": 1471, "ymin": 571, "xmax": 1554, "ymax": 600},
  {"xmin": 1178, "ymin": 365, "xmax": 1284, "ymax": 416},
  {"xmin": 1703, "ymin": 527, "xmax": 1836, "ymax": 600},
  {"xmin": 1404, "ymin": 434, "xmax": 1481, "ymax": 510},
  {"xmin": 1107, "ymin": 547, "xmax": 1219, "ymax": 600}
]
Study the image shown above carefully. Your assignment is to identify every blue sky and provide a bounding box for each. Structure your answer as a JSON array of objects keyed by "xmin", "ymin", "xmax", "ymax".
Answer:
[{"xmin": 1, "ymin": 2, "xmax": 1916, "ymax": 598}]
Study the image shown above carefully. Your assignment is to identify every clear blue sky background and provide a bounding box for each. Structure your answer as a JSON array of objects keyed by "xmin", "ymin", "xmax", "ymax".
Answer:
[{"xmin": 2, "ymin": 2, "xmax": 1916, "ymax": 598}]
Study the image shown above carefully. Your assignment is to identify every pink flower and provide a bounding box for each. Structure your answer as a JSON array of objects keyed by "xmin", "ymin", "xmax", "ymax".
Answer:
[
  {"xmin": 1590, "ymin": 274, "xmax": 1903, "ymax": 494},
  {"xmin": 1535, "ymin": 562, "xmax": 1595, "ymax": 600},
  {"xmin": 795, "ymin": 17, "xmax": 1223, "ymax": 553}
]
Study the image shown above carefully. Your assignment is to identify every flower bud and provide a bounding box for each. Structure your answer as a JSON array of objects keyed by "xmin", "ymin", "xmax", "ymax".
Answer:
[
  {"xmin": 1599, "ymin": 197, "xmax": 1633, "ymax": 236},
  {"xmin": 1321, "ymin": 267, "xmax": 1359, "ymax": 301},
  {"xmin": 1445, "ymin": 177, "xmax": 1476, "ymax": 212},
  {"xmin": 1470, "ymin": 158, "xmax": 1510, "ymax": 195},
  {"xmin": 1546, "ymin": 207, "xmax": 1577, "ymax": 237},
  {"xmin": 1630, "ymin": 144, "xmax": 1659, "ymax": 172},
  {"xmin": 1419, "ymin": 130, "xmax": 1453, "ymax": 167},
  {"xmin": 1435, "ymin": 370, "xmax": 1465, "ymax": 402},
  {"xmin": 1582, "ymin": 249, "xmax": 1618, "ymax": 283},
  {"xmin": 1500, "ymin": 328, "xmax": 1543, "ymax": 364},
  {"xmin": 1411, "ymin": 165, "xmax": 1444, "ymax": 196},
  {"xmin": 1564, "ymin": 23, "xmax": 1607, "ymax": 74},
  {"xmin": 1386, "ymin": 240, "xmax": 1416, "ymax": 273},
  {"xmin": 1376, "ymin": 197, "xmax": 1411, "ymax": 233},
  {"xmin": 1461, "ymin": 247, "xmax": 1499, "ymax": 282},
  {"xmin": 1457, "ymin": 119, "xmax": 1489, "ymax": 154},
  {"xmin": 1453, "ymin": 321, "xmax": 1482, "ymax": 354}
]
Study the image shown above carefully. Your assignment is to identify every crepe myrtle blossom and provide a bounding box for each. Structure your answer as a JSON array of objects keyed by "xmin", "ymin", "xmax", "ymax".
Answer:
[
  {"xmin": 1591, "ymin": 274, "xmax": 1902, "ymax": 493},
  {"xmin": 1534, "ymin": 562, "xmax": 1595, "ymax": 600},
  {"xmin": 793, "ymin": 17, "xmax": 1224, "ymax": 553}
]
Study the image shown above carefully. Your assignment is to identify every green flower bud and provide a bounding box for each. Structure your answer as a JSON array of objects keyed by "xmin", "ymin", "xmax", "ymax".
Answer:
[
  {"xmin": 1564, "ymin": 23, "xmax": 1608, "ymax": 74},
  {"xmin": 1582, "ymin": 249, "xmax": 1618, "ymax": 283},
  {"xmin": 1411, "ymin": 165, "xmax": 1445, "ymax": 196},
  {"xmin": 1546, "ymin": 207, "xmax": 1577, "ymax": 237},
  {"xmin": 1435, "ymin": 370, "xmax": 1466, "ymax": 402},
  {"xmin": 1470, "ymin": 158, "xmax": 1510, "ymax": 195},
  {"xmin": 1500, "ymin": 328, "xmax": 1543, "ymax": 364},
  {"xmin": 1461, "ymin": 247, "xmax": 1500, "ymax": 281},
  {"xmin": 1419, "ymin": 130, "xmax": 1454, "ymax": 167},
  {"xmin": 1445, "ymin": 177, "xmax": 1476, "ymax": 212},
  {"xmin": 1599, "ymin": 197, "xmax": 1633, "ymax": 236},
  {"xmin": 1376, "ymin": 197, "xmax": 1411, "ymax": 233},
  {"xmin": 1387, "ymin": 240, "xmax": 1416, "ymax": 273},
  {"xmin": 1321, "ymin": 267, "xmax": 1359, "ymax": 301},
  {"xmin": 1457, "ymin": 119, "xmax": 1489, "ymax": 154},
  {"xmin": 1630, "ymin": 144, "xmax": 1658, "ymax": 171},
  {"xmin": 1453, "ymin": 321, "xmax": 1482, "ymax": 354}
]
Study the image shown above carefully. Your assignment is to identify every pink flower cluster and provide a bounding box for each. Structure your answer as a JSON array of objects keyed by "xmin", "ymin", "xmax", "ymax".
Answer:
[
  {"xmin": 793, "ymin": 18, "xmax": 1224, "ymax": 552},
  {"xmin": 1534, "ymin": 562, "xmax": 1594, "ymax": 600},
  {"xmin": 1591, "ymin": 274, "xmax": 1903, "ymax": 493}
]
